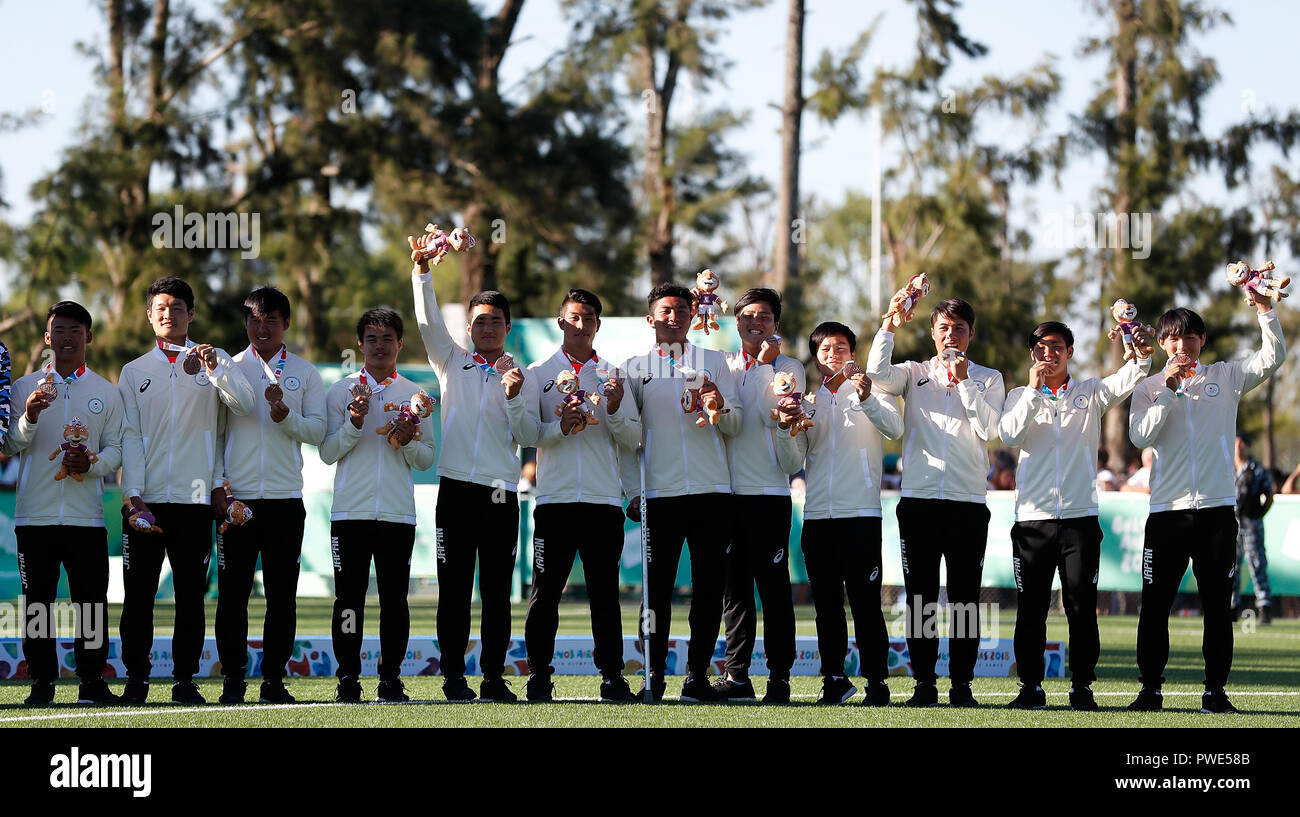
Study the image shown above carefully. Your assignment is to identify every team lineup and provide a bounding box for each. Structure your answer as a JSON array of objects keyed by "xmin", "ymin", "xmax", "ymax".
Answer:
[{"xmin": 0, "ymin": 232, "xmax": 1287, "ymax": 713}]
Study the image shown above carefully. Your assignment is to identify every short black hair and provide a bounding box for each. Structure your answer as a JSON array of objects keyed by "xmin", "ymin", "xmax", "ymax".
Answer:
[
  {"xmin": 243, "ymin": 287, "xmax": 292, "ymax": 322},
  {"xmin": 808, "ymin": 321, "xmax": 857, "ymax": 359},
  {"xmin": 647, "ymin": 282, "xmax": 693, "ymax": 312},
  {"xmin": 469, "ymin": 291, "xmax": 512, "ymax": 324},
  {"xmin": 47, "ymin": 301, "xmax": 93, "ymax": 331},
  {"xmin": 930, "ymin": 297, "xmax": 976, "ymax": 330},
  {"xmin": 1029, "ymin": 320, "xmax": 1073, "ymax": 349},
  {"xmin": 1237, "ymin": 431, "xmax": 1252, "ymax": 447},
  {"xmin": 733, "ymin": 288, "xmax": 782, "ymax": 323},
  {"xmin": 1155, "ymin": 307, "xmax": 1206, "ymax": 340},
  {"xmin": 356, "ymin": 308, "xmax": 403, "ymax": 341},
  {"xmin": 147, "ymin": 276, "xmax": 195, "ymax": 311},
  {"xmin": 560, "ymin": 288, "xmax": 602, "ymax": 318}
]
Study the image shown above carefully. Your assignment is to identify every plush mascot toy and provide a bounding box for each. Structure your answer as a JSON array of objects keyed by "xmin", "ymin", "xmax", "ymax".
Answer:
[
  {"xmin": 49, "ymin": 417, "xmax": 98, "ymax": 482},
  {"xmin": 1226, "ymin": 260, "xmax": 1290, "ymax": 304},
  {"xmin": 690, "ymin": 269, "xmax": 729, "ymax": 334},
  {"xmin": 1107, "ymin": 299, "xmax": 1155, "ymax": 362}
]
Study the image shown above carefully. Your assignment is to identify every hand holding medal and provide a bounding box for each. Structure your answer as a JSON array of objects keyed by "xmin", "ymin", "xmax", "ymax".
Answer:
[{"xmin": 348, "ymin": 381, "xmax": 373, "ymax": 428}]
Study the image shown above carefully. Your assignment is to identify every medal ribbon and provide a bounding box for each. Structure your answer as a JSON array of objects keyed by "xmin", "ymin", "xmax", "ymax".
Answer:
[
  {"xmin": 44, "ymin": 362, "xmax": 88, "ymax": 386},
  {"xmin": 157, "ymin": 339, "xmax": 193, "ymax": 363},
  {"xmin": 359, "ymin": 367, "xmax": 398, "ymax": 395},
  {"xmin": 1039, "ymin": 380, "xmax": 1069, "ymax": 401},
  {"xmin": 472, "ymin": 352, "xmax": 497, "ymax": 374},
  {"xmin": 255, "ymin": 345, "xmax": 287, "ymax": 384}
]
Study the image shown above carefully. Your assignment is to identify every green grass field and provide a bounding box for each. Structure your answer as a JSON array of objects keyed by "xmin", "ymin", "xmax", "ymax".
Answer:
[{"xmin": 2, "ymin": 600, "xmax": 1297, "ymax": 727}]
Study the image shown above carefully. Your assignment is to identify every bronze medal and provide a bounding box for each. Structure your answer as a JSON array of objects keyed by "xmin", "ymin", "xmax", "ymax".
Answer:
[
  {"xmin": 494, "ymin": 354, "xmax": 516, "ymax": 374},
  {"xmin": 39, "ymin": 378, "xmax": 59, "ymax": 399},
  {"xmin": 182, "ymin": 354, "xmax": 202, "ymax": 375},
  {"xmin": 350, "ymin": 382, "xmax": 372, "ymax": 401},
  {"xmin": 265, "ymin": 384, "xmax": 283, "ymax": 403}
]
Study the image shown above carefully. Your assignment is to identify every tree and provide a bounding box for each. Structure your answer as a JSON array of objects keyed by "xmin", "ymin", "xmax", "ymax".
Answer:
[{"xmin": 564, "ymin": 0, "xmax": 767, "ymax": 284}]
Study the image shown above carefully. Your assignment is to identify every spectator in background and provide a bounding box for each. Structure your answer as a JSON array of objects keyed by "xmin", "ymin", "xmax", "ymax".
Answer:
[
  {"xmin": 1122, "ymin": 449, "xmax": 1154, "ymax": 493},
  {"xmin": 988, "ymin": 449, "xmax": 1016, "ymax": 490},
  {"xmin": 1268, "ymin": 467, "xmax": 1285, "ymax": 495},
  {"xmin": 0, "ymin": 451, "xmax": 18, "ymax": 491},
  {"xmin": 1096, "ymin": 448, "xmax": 1119, "ymax": 491},
  {"xmin": 1281, "ymin": 462, "xmax": 1300, "ymax": 494},
  {"xmin": 881, "ymin": 453, "xmax": 902, "ymax": 490},
  {"xmin": 1233, "ymin": 433, "xmax": 1273, "ymax": 624}
]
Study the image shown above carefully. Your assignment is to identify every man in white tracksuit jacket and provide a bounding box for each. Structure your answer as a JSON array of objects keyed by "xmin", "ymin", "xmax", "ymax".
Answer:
[
  {"xmin": 411, "ymin": 259, "xmax": 524, "ymax": 701},
  {"xmin": 797, "ymin": 321, "xmax": 904, "ymax": 707},
  {"xmin": 213, "ymin": 287, "xmax": 326, "ymax": 705},
  {"xmin": 715, "ymin": 288, "xmax": 805, "ymax": 703},
  {"xmin": 503, "ymin": 288, "xmax": 641, "ymax": 703},
  {"xmin": 320, "ymin": 308, "xmax": 436, "ymax": 703},
  {"xmin": 998, "ymin": 319, "xmax": 1151, "ymax": 711},
  {"xmin": 619, "ymin": 281, "xmax": 743, "ymax": 702},
  {"xmin": 1126, "ymin": 292, "xmax": 1285, "ymax": 715},
  {"xmin": 866, "ymin": 297, "xmax": 1005, "ymax": 707},
  {"xmin": 3, "ymin": 301, "xmax": 124, "ymax": 706},
  {"xmin": 118, "ymin": 277, "xmax": 256, "ymax": 705}
]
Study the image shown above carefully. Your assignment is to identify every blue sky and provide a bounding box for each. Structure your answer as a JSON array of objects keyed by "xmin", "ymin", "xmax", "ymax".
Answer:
[{"xmin": 2, "ymin": 0, "xmax": 1296, "ymax": 267}]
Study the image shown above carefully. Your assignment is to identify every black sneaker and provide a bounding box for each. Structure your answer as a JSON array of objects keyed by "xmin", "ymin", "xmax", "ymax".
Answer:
[
  {"xmin": 1200, "ymin": 688, "xmax": 1241, "ymax": 714},
  {"xmin": 376, "ymin": 678, "xmax": 410, "ymax": 702},
  {"xmin": 258, "ymin": 679, "xmax": 296, "ymax": 704},
  {"xmin": 711, "ymin": 675, "xmax": 757, "ymax": 701},
  {"xmin": 1069, "ymin": 686, "xmax": 1097, "ymax": 711},
  {"xmin": 816, "ymin": 675, "xmax": 857, "ymax": 704},
  {"xmin": 763, "ymin": 678, "xmax": 792, "ymax": 704},
  {"xmin": 600, "ymin": 675, "xmax": 636, "ymax": 702},
  {"xmin": 680, "ymin": 675, "xmax": 720, "ymax": 703},
  {"xmin": 949, "ymin": 682, "xmax": 979, "ymax": 708},
  {"xmin": 1007, "ymin": 684, "xmax": 1046, "ymax": 710},
  {"xmin": 1127, "ymin": 686, "xmax": 1163, "ymax": 712},
  {"xmin": 218, "ymin": 678, "xmax": 247, "ymax": 704},
  {"xmin": 442, "ymin": 675, "xmax": 477, "ymax": 702},
  {"xmin": 637, "ymin": 674, "xmax": 666, "ymax": 702},
  {"xmin": 905, "ymin": 682, "xmax": 938, "ymax": 708},
  {"xmin": 861, "ymin": 679, "xmax": 891, "ymax": 707},
  {"xmin": 480, "ymin": 676, "xmax": 518, "ymax": 702},
  {"xmin": 526, "ymin": 674, "xmax": 555, "ymax": 702},
  {"xmin": 122, "ymin": 679, "xmax": 150, "ymax": 704},
  {"xmin": 335, "ymin": 675, "xmax": 363, "ymax": 703},
  {"xmin": 24, "ymin": 680, "xmax": 56, "ymax": 706},
  {"xmin": 171, "ymin": 678, "xmax": 205, "ymax": 705},
  {"xmin": 76, "ymin": 679, "xmax": 121, "ymax": 705}
]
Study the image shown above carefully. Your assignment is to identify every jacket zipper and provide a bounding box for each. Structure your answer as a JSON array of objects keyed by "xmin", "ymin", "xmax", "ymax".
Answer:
[
  {"xmin": 938, "ymin": 388, "xmax": 950, "ymax": 499},
  {"xmin": 1185, "ymin": 391, "xmax": 1197, "ymax": 506},
  {"xmin": 167, "ymin": 362, "xmax": 177, "ymax": 502},
  {"xmin": 1053, "ymin": 402, "xmax": 1062, "ymax": 517},
  {"xmin": 828, "ymin": 390, "xmax": 837, "ymax": 516}
]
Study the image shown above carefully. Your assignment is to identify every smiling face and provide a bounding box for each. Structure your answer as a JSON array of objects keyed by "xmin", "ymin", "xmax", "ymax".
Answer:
[
  {"xmin": 648, "ymin": 296, "xmax": 691, "ymax": 345},
  {"xmin": 1158, "ymin": 330, "xmax": 1205, "ymax": 363},
  {"xmin": 1031, "ymin": 332, "xmax": 1073, "ymax": 379},
  {"xmin": 148, "ymin": 293, "xmax": 193, "ymax": 342},
  {"xmin": 246, "ymin": 309, "xmax": 288, "ymax": 359},
  {"xmin": 931, "ymin": 314, "xmax": 973, "ymax": 357},
  {"xmin": 1112, "ymin": 299, "xmax": 1137, "ymax": 322},
  {"xmin": 468, "ymin": 304, "xmax": 510, "ymax": 356},
  {"xmin": 815, "ymin": 334, "xmax": 854, "ymax": 378},
  {"xmin": 736, "ymin": 301, "xmax": 777, "ymax": 353},
  {"xmin": 358, "ymin": 324, "xmax": 403, "ymax": 373},
  {"xmin": 558, "ymin": 302, "xmax": 600, "ymax": 352},
  {"xmin": 46, "ymin": 315, "xmax": 91, "ymax": 368}
]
